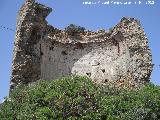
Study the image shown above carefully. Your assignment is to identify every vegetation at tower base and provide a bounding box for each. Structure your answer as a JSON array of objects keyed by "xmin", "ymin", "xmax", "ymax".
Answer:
[{"xmin": 1, "ymin": 76, "xmax": 160, "ymax": 120}]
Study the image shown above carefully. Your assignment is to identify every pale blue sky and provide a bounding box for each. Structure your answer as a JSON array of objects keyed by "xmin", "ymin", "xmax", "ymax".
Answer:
[{"xmin": 0, "ymin": 0, "xmax": 160, "ymax": 102}]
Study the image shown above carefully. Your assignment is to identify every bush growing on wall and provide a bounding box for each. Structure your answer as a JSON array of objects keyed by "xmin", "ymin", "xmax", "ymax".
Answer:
[
  {"xmin": 0, "ymin": 76, "xmax": 160, "ymax": 120},
  {"xmin": 65, "ymin": 24, "xmax": 85, "ymax": 36}
]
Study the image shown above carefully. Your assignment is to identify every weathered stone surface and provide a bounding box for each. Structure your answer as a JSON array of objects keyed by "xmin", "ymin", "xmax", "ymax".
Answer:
[
  {"xmin": 10, "ymin": 0, "xmax": 153, "ymax": 90},
  {"xmin": 11, "ymin": 0, "xmax": 52, "ymax": 89}
]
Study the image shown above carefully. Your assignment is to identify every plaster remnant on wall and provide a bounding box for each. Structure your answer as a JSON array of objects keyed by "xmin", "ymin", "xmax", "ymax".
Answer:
[{"xmin": 10, "ymin": 0, "xmax": 153, "ymax": 90}]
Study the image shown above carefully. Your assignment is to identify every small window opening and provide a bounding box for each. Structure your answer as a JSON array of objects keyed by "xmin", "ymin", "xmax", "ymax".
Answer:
[
  {"xmin": 61, "ymin": 50, "xmax": 68, "ymax": 55},
  {"xmin": 49, "ymin": 47, "xmax": 54, "ymax": 51},
  {"xmin": 86, "ymin": 72, "xmax": 91, "ymax": 77},
  {"xmin": 101, "ymin": 69, "xmax": 105, "ymax": 73},
  {"xmin": 104, "ymin": 79, "xmax": 108, "ymax": 83}
]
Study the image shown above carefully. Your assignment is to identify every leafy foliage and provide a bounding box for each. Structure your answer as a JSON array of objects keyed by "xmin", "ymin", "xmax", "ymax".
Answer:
[
  {"xmin": 65, "ymin": 24, "xmax": 85, "ymax": 36},
  {"xmin": 0, "ymin": 76, "xmax": 160, "ymax": 120},
  {"xmin": 99, "ymin": 84, "xmax": 160, "ymax": 120}
]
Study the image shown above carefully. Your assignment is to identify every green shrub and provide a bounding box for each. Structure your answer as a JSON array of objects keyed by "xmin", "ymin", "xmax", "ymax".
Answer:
[
  {"xmin": 99, "ymin": 84, "xmax": 160, "ymax": 120},
  {"xmin": 0, "ymin": 76, "xmax": 160, "ymax": 120},
  {"xmin": 65, "ymin": 24, "xmax": 85, "ymax": 36},
  {"xmin": 0, "ymin": 76, "xmax": 102, "ymax": 119}
]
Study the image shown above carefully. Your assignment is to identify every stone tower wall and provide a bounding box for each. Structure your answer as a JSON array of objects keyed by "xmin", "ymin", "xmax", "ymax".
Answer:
[
  {"xmin": 10, "ymin": 0, "xmax": 153, "ymax": 90},
  {"xmin": 11, "ymin": 0, "xmax": 52, "ymax": 89}
]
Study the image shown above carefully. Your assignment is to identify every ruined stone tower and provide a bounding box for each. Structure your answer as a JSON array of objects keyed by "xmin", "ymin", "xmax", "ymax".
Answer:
[{"xmin": 10, "ymin": 0, "xmax": 153, "ymax": 90}]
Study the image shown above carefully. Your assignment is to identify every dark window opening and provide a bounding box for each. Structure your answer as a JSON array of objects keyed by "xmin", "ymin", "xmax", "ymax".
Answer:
[
  {"xmin": 40, "ymin": 51, "xmax": 43, "ymax": 56},
  {"xmin": 104, "ymin": 79, "xmax": 108, "ymax": 83},
  {"xmin": 49, "ymin": 47, "xmax": 54, "ymax": 51},
  {"xmin": 61, "ymin": 51, "xmax": 68, "ymax": 55},
  {"xmin": 86, "ymin": 72, "xmax": 91, "ymax": 77},
  {"xmin": 101, "ymin": 69, "xmax": 105, "ymax": 73}
]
